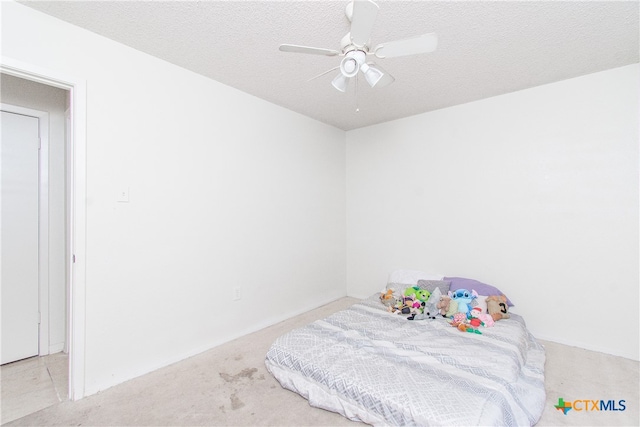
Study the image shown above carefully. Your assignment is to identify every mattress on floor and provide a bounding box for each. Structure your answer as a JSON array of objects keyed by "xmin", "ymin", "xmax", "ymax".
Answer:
[{"xmin": 265, "ymin": 294, "xmax": 546, "ymax": 426}]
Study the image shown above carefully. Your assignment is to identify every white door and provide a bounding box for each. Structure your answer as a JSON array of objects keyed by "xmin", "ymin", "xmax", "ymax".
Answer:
[{"xmin": 1, "ymin": 110, "xmax": 40, "ymax": 364}]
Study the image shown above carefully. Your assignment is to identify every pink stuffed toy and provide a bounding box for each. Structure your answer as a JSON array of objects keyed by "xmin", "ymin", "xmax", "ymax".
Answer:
[
  {"xmin": 468, "ymin": 307, "xmax": 495, "ymax": 327},
  {"xmin": 452, "ymin": 312, "xmax": 466, "ymax": 325}
]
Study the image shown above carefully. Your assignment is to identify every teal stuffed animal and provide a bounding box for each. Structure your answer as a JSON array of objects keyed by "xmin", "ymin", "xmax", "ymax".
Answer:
[{"xmin": 448, "ymin": 288, "xmax": 478, "ymax": 315}]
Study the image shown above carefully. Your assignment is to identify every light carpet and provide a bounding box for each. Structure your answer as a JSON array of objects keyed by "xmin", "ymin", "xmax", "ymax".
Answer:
[{"xmin": 6, "ymin": 297, "xmax": 639, "ymax": 426}]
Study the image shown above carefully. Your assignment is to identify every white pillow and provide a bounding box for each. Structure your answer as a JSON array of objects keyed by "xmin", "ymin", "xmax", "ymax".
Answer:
[{"xmin": 473, "ymin": 295, "xmax": 489, "ymax": 313}]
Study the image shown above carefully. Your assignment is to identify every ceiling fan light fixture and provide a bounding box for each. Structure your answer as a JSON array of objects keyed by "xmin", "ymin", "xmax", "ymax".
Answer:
[
  {"xmin": 279, "ymin": 0, "xmax": 438, "ymax": 98},
  {"xmin": 376, "ymin": 73, "xmax": 395, "ymax": 88},
  {"xmin": 339, "ymin": 55, "xmax": 360, "ymax": 78},
  {"xmin": 365, "ymin": 62, "xmax": 394, "ymax": 88},
  {"xmin": 360, "ymin": 62, "xmax": 384, "ymax": 87},
  {"xmin": 332, "ymin": 73, "xmax": 349, "ymax": 92}
]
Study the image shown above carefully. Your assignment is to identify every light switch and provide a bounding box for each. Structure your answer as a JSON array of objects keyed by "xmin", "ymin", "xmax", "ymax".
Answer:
[{"xmin": 117, "ymin": 187, "xmax": 130, "ymax": 203}]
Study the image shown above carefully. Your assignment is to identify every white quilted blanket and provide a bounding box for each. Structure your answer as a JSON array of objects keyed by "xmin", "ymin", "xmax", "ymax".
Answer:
[{"xmin": 265, "ymin": 294, "xmax": 546, "ymax": 426}]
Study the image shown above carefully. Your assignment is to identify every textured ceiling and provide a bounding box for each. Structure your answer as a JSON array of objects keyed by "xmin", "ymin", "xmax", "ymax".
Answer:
[{"xmin": 20, "ymin": 0, "xmax": 640, "ymax": 130}]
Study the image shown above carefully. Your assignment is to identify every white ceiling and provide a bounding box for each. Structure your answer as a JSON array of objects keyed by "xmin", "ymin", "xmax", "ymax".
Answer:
[{"xmin": 20, "ymin": 1, "xmax": 639, "ymax": 131}]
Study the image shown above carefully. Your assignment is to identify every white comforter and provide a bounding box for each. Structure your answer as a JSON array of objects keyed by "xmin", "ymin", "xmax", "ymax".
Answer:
[{"xmin": 265, "ymin": 294, "xmax": 546, "ymax": 426}]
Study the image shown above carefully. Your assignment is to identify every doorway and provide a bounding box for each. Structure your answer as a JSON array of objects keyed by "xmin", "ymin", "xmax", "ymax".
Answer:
[
  {"xmin": 0, "ymin": 58, "xmax": 88, "ymax": 406},
  {"xmin": 0, "ymin": 76, "xmax": 70, "ymax": 423}
]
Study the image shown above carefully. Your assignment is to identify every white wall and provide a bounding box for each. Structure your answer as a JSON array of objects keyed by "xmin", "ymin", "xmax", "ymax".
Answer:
[
  {"xmin": 2, "ymin": 1, "xmax": 346, "ymax": 395},
  {"xmin": 2, "ymin": 2, "xmax": 637, "ymax": 400},
  {"xmin": 1, "ymin": 74, "xmax": 68, "ymax": 353},
  {"xmin": 346, "ymin": 64, "xmax": 639, "ymax": 361}
]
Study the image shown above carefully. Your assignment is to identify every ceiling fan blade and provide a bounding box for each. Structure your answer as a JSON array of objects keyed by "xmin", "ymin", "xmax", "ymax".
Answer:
[
  {"xmin": 350, "ymin": 0, "xmax": 379, "ymax": 48},
  {"xmin": 308, "ymin": 66, "xmax": 341, "ymax": 82},
  {"xmin": 279, "ymin": 44, "xmax": 340, "ymax": 56},
  {"xmin": 373, "ymin": 33, "xmax": 438, "ymax": 58}
]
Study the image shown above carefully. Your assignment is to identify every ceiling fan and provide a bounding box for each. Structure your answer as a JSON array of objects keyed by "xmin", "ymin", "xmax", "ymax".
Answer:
[{"xmin": 279, "ymin": 0, "xmax": 438, "ymax": 94}]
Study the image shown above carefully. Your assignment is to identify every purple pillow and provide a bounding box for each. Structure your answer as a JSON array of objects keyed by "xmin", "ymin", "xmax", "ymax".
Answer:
[{"xmin": 444, "ymin": 277, "xmax": 514, "ymax": 306}]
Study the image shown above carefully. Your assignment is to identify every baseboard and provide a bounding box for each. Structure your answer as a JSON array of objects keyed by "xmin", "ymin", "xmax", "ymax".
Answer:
[
  {"xmin": 49, "ymin": 343, "xmax": 65, "ymax": 354},
  {"xmin": 534, "ymin": 332, "xmax": 639, "ymax": 361},
  {"xmin": 83, "ymin": 291, "xmax": 349, "ymax": 397}
]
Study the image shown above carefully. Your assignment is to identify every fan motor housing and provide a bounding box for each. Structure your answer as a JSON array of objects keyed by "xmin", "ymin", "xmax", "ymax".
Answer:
[{"xmin": 340, "ymin": 33, "xmax": 371, "ymax": 54}]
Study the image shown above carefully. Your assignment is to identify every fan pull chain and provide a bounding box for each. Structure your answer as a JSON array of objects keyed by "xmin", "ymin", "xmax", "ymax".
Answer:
[{"xmin": 355, "ymin": 73, "xmax": 360, "ymax": 112}]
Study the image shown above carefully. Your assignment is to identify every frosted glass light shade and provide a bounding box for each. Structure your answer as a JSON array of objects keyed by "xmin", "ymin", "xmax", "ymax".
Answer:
[
  {"xmin": 339, "ymin": 56, "xmax": 360, "ymax": 78},
  {"xmin": 366, "ymin": 62, "xmax": 394, "ymax": 88},
  {"xmin": 332, "ymin": 73, "xmax": 348, "ymax": 92},
  {"xmin": 360, "ymin": 63, "xmax": 384, "ymax": 87}
]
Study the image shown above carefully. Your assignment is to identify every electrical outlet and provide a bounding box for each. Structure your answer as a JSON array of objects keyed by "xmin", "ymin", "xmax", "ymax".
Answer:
[
  {"xmin": 117, "ymin": 186, "xmax": 130, "ymax": 202},
  {"xmin": 233, "ymin": 287, "xmax": 241, "ymax": 301}
]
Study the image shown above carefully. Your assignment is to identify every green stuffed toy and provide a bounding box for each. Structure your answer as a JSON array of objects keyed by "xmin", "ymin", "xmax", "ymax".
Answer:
[
  {"xmin": 404, "ymin": 286, "xmax": 430, "ymax": 303},
  {"xmin": 408, "ymin": 287, "xmax": 442, "ymax": 320}
]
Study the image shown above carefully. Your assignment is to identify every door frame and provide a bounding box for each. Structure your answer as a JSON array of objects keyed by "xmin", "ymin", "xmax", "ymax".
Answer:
[
  {"xmin": 1, "ymin": 56, "xmax": 87, "ymax": 401},
  {"xmin": 1, "ymin": 103, "xmax": 50, "ymax": 357}
]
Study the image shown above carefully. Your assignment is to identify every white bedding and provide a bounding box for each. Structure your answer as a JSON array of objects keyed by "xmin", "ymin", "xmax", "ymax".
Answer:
[{"xmin": 265, "ymin": 294, "xmax": 546, "ymax": 426}]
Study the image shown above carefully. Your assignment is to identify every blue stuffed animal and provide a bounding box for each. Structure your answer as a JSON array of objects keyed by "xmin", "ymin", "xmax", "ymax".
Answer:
[{"xmin": 448, "ymin": 288, "xmax": 478, "ymax": 315}]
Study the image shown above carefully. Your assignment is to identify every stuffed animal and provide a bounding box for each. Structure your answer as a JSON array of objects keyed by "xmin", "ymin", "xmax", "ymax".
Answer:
[
  {"xmin": 456, "ymin": 323, "xmax": 482, "ymax": 334},
  {"xmin": 437, "ymin": 295, "xmax": 459, "ymax": 318},
  {"xmin": 423, "ymin": 287, "xmax": 441, "ymax": 318},
  {"xmin": 400, "ymin": 287, "xmax": 429, "ymax": 315},
  {"xmin": 379, "ymin": 289, "xmax": 397, "ymax": 307},
  {"xmin": 404, "ymin": 286, "xmax": 419, "ymax": 297},
  {"xmin": 449, "ymin": 289, "xmax": 478, "ymax": 315},
  {"xmin": 388, "ymin": 296, "xmax": 405, "ymax": 314},
  {"xmin": 407, "ymin": 287, "xmax": 442, "ymax": 320},
  {"xmin": 415, "ymin": 288, "xmax": 430, "ymax": 303},
  {"xmin": 468, "ymin": 307, "xmax": 483, "ymax": 327},
  {"xmin": 404, "ymin": 286, "xmax": 430, "ymax": 303},
  {"xmin": 468, "ymin": 307, "xmax": 495, "ymax": 328},
  {"xmin": 451, "ymin": 312, "xmax": 466, "ymax": 325},
  {"xmin": 450, "ymin": 312, "xmax": 482, "ymax": 334},
  {"xmin": 486, "ymin": 295, "xmax": 510, "ymax": 321},
  {"xmin": 389, "ymin": 295, "xmax": 421, "ymax": 316}
]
